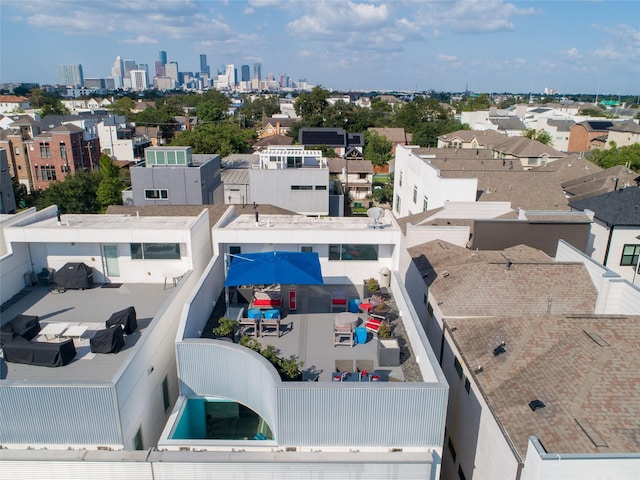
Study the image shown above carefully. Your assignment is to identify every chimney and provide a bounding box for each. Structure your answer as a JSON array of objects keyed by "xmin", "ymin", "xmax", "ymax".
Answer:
[{"xmin": 185, "ymin": 115, "xmax": 191, "ymax": 131}]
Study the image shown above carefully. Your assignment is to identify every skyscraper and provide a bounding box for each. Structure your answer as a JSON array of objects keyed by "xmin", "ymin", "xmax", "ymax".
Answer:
[
  {"xmin": 123, "ymin": 60, "xmax": 137, "ymax": 78},
  {"xmin": 225, "ymin": 64, "xmax": 236, "ymax": 87},
  {"xmin": 58, "ymin": 64, "xmax": 84, "ymax": 87},
  {"xmin": 137, "ymin": 64, "xmax": 150, "ymax": 86},
  {"xmin": 165, "ymin": 62, "xmax": 179, "ymax": 85},
  {"xmin": 199, "ymin": 54, "xmax": 210, "ymax": 76},
  {"xmin": 159, "ymin": 50, "xmax": 167, "ymax": 65},
  {"xmin": 253, "ymin": 63, "xmax": 262, "ymax": 81},
  {"xmin": 241, "ymin": 65, "xmax": 250, "ymax": 82},
  {"xmin": 130, "ymin": 70, "xmax": 148, "ymax": 91}
]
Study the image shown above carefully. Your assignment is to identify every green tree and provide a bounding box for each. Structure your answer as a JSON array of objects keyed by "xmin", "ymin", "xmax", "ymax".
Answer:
[
  {"xmin": 588, "ymin": 144, "xmax": 640, "ymax": 171},
  {"xmin": 108, "ymin": 96, "xmax": 136, "ymax": 119},
  {"xmin": 294, "ymin": 86, "xmax": 329, "ymax": 118},
  {"xmin": 239, "ymin": 96, "xmax": 281, "ymax": 128},
  {"xmin": 96, "ymin": 155, "xmax": 123, "ymax": 211},
  {"xmin": 28, "ymin": 88, "xmax": 69, "ymax": 115},
  {"xmin": 36, "ymin": 170, "xmax": 102, "ymax": 214},
  {"xmin": 364, "ymin": 131, "xmax": 392, "ymax": 166},
  {"xmin": 170, "ymin": 122, "xmax": 254, "ymax": 156},
  {"xmin": 371, "ymin": 173, "xmax": 394, "ymax": 205},
  {"xmin": 523, "ymin": 128, "xmax": 553, "ymax": 146}
]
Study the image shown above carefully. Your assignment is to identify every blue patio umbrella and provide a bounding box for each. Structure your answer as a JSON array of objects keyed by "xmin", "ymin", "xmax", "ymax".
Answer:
[{"xmin": 224, "ymin": 251, "xmax": 323, "ymax": 287}]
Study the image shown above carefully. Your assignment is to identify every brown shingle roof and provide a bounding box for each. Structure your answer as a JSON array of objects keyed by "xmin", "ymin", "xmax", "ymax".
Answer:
[
  {"xmin": 532, "ymin": 154, "xmax": 602, "ymax": 184},
  {"xmin": 327, "ymin": 158, "xmax": 374, "ymax": 174},
  {"xmin": 409, "ymin": 240, "xmax": 596, "ymax": 316},
  {"xmin": 447, "ymin": 315, "xmax": 640, "ymax": 456},
  {"xmin": 562, "ymin": 165, "xmax": 640, "ymax": 200},
  {"xmin": 368, "ymin": 127, "xmax": 412, "ymax": 144}
]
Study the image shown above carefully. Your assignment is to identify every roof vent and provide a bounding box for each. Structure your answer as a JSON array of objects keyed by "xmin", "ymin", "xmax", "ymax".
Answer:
[
  {"xmin": 493, "ymin": 341, "xmax": 506, "ymax": 356},
  {"xmin": 474, "ymin": 365, "xmax": 483, "ymax": 374},
  {"xmin": 443, "ymin": 271, "xmax": 450, "ymax": 278},
  {"xmin": 529, "ymin": 399, "xmax": 546, "ymax": 411}
]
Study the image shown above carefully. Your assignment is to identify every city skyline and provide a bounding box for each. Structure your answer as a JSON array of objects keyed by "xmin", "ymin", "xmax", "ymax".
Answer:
[{"xmin": 1, "ymin": 0, "xmax": 639, "ymax": 94}]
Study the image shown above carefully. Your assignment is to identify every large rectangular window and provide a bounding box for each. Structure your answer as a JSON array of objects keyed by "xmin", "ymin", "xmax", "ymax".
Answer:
[
  {"xmin": 328, "ymin": 244, "xmax": 378, "ymax": 261},
  {"xmin": 395, "ymin": 195, "xmax": 401, "ymax": 214},
  {"xmin": 620, "ymin": 244, "xmax": 640, "ymax": 266},
  {"xmin": 413, "ymin": 185, "xmax": 417, "ymax": 203},
  {"xmin": 291, "ymin": 185, "xmax": 313, "ymax": 190},
  {"xmin": 59, "ymin": 143, "xmax": 67, "ymax": 160},
  {"xmin": 144, "ymin": 189, "xmax": 168, "ymax": 200},
  {"xmin": 40, "ymin": 166, "xmax": 56, "ymax": 181},
  {"xmin": 130, "ymin": 243, "xmax": 180, "ymax": 260},
  {"xmin": 454, "ymin": 357, "xmax": 463, "ymax": 378},
  {"xmin": 39, "ymin": 142, "xmax": 51, "ymax": 158},
  {"xmin": 162, "ymin": 376, "xmax": 171, "ymax": 412}
]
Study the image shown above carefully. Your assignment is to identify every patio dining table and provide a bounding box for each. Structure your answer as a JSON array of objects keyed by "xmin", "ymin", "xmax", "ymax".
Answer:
[{"xmin": 334, "ymin": 312, "xmax": 359, "ymax": 329}]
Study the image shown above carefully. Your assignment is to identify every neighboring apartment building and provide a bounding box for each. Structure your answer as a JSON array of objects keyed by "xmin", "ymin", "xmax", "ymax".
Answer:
[
  {"xmin": 97, "ymin": 115, "xmax": 151, "ymax": 161},
  {"xmin": 569, "ymin": 186, "xmax": 640, "ymax": 285},
  {"xmin": 27, "ymin": 124, "xmax": 100, "ymax": 190},
  {"xmin": 607, "ymin": 120, "xmax": 640, "ymax": 147},
  {"xmin": 126, "ymin": 146, "xmax": 224, "ymax": 206},
  {"xmin": 567, "ymin": 120, "xmax": 615, "ymax": 152},
  {"xmin": 404, "ymin": 238, "xmax": 640, "ymax": 480},
  {"xmin": 392, "ymin": 145, "xmax": 568, "ymax": 218}
]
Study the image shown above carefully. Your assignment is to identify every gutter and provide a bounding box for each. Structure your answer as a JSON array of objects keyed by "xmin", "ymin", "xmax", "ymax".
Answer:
[{"xmin": 603, "ymin": 223, "xmax": 614, "ymax": 266}]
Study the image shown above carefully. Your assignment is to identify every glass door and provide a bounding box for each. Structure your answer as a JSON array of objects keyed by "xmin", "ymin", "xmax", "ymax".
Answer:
[{"xmin": 103, "ymin": 245, "xmax": 120, "ymax": 277}]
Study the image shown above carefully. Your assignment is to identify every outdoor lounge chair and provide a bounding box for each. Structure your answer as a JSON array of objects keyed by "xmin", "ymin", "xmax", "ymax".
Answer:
[
  {"xmin": 335, "ymin": 359, "xmax": 354, "ymax": 372},
  {"xmin": 365, "ymin": 317, "xmax": 383, "ymax": 336},
  {"xmin": 331, "ymin": 290, "xmax": 348, "ymax": 312}
]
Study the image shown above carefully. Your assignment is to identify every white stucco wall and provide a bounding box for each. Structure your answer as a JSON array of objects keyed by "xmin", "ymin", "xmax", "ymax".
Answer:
[
  {"xmin": 393, "ymin": 146, "xmax": 477, "ymax": 218},
  {"xmin": 605, "ymin": 225, "xmax": 640, "ymax": 283}
]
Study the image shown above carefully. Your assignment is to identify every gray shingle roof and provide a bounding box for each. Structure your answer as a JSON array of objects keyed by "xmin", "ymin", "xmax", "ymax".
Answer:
[
  {"xmin": 562, "ymin": 165, "xmax": 640, "ymax": 200},
  {"xmin": 569, "ymin": 186, "xmax": 640, "ymax": 226}
]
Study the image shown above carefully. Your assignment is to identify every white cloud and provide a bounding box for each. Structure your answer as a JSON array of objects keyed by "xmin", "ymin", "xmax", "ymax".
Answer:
[
  {"xmin": 566, "ymin": 47, "xmax": 581, "ymax": 59},
  {"xmin": 243, "ymin": 7, "xmax": 254, "ymax": 14},
  {"xmin": 121, "ymin": 35, "xmax": 158, "ymax": 44},
  {"xmin": 438, "ymin": 54, "xmax": 458, "ymax": 62},
  {"xmin": 288, "ymin": 1, "xmax": 389, "ymax": 37}
]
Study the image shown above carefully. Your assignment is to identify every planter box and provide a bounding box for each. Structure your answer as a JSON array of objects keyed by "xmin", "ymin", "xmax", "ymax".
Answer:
[{"xmin": 377, "ymin": 338, "xmax": 400, "ymax": 366}]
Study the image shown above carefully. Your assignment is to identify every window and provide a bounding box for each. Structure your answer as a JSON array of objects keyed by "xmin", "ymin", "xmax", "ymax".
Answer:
[
  {"xmin": 315, "ymin": 185, "xmax": 327, "ymax": 190},
  {"xmin": 300, "ymin": 246, "xmax": 313, "ymax": 253},
  {"xmin": 14, "ymin": 147, "xmax": 20, "ymax": 155},
  {"xmin": 60, "ymin": 143, "xmax": 67, "ymax": 160},
  {"xmin": 427, "ymin": 302, "xmax": 433, "ymax": 316},
  {"xmin": 454, "ymin": 356, "xmax": 463, "ymax": 378},
  {"xmin": 527, "ymin": 157, "xmax": 538, "ymax": 166},
  {"xmin": 144, "ymin": 189, "xmax": 168, "ymax": 200},
  {"xmin": 413, "ymin": 185, "xmax": 417, "ymax": 203},
  {"xmin": 447, "ymin": 437, "xmax": 457, "ymax": 463},
  {"xmin": 291, "ymin": 185, "xmax": 313, "ymax": 190},
  {"xmin": 358, "ymin": 173, "xmax": 367, "ymax": 179},
  {"xmin": 395, "ymin": 195, "xmax": 401, "ymax": 214},
  {"xmin": 620, "ymin": 244, "xmax": 640, "ymax": 266},
  {"xmin": 423, "ymin": 196, "xmax": 429, "ymax": 211},
  {"xmin": 130, "ymin": 243, "xmax": 180, "ymax": 260},
  {"xmin": 39, "ymin": 142, "xmax": 51, "ymax": 158},
  {"xmin": 465, "ymin": 377, "xmax": 471, "ymax": 394},
  {"xmin": 162, "ymin": 376, "xmax": 171, "ymax": 412},
  {"xmin": 423, "ymin": 294, "xmax": 428, "ymax": 305},
  {"xmin": 328, "ymin": 244, "xmax": 379, "ymax": 261},
  {"xmin": 39, "ymin": 166, "xmax": 56, "ymax": 181},
  {"xmin": 399, "ymin": 172, "xmax": 403, "ymax": 187}
]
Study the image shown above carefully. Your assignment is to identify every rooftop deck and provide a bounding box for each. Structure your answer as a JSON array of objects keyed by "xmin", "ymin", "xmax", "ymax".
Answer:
[
  {"xmin": 203, "ymin": 285, "xmax": 425, "ymax": 383},
  {"xmin": 1, "ymin": 283, "xmax": 173, "ymax": 383}
]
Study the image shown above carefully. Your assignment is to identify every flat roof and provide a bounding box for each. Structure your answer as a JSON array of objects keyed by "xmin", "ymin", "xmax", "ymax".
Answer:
[
  {"xmin": 17, "ymin": 213, "xmax": 197, "ymax": 231},
  {"xmin": 223, "ymin": 213, "xmax": 397, "ymax": 231},
  {"xmin": 1, "ymin": 283, "xmax": 173, "ymax": 383},
  {"xmin": 446, "ymin": 315, "xmax": 640, "ymax": 456}
]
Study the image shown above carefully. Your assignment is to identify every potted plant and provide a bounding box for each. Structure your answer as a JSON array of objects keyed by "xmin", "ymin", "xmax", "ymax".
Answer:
[
  {"xmin": 365, "ymin": 277, "xmax": 380, "ymax": 294},
  {"xmin": 212, "ymin": 316, "xmax": 237, "ymax": 339},
  {"xmin": 280, "ymin": 355, "xmax": 304, "ymax": 381},
  {"xmin": 377, "ymin": 321, "xmax": 392, "ymax": 339}
]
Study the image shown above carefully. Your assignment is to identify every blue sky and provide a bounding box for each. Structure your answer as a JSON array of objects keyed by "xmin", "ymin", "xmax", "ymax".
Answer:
[{"xmin": 1, "ymin": 0, "xmax": 638, "ymax": 94}]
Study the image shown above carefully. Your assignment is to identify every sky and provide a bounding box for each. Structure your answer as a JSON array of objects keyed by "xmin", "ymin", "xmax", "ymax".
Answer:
[{"xmin": 1, "ymin": 0, "xmax": 639, "ymax": 94}]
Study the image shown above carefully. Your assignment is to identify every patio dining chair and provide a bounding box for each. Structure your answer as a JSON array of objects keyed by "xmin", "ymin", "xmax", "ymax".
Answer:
[
  {"xmin": 331, "ymin": 290, "xmax": 348, "ymax": 312},
  {"xmin": 260, "ymin": 317, "xmax": 281, "ymax": 337},
  {"xmin": 334, "ymin": 324, "xmax": 354, "ymax": 347},
  {"xmin": 335, "ymin": 359, "xmax": 354, "ymax": 372}
]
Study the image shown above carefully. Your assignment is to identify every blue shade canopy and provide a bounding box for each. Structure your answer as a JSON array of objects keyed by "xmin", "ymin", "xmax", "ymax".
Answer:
[{"xmin": 224, "ymin": 251, "xmax": 323, "ymax": 287}]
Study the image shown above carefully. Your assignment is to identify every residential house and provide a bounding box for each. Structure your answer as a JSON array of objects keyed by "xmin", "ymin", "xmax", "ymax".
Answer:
[
  {"xmin": 328, "ymin": 157, "xmax": 375, "ymax": 204},
  {"xmin": 569, "ymin": 186, "xmax": 640, "ymax": 285},
  {"xmin": 126, "ymin": 146, "xmax": 224, "ymax": 206},
  {"xmin": 607, "ymin": 120, "xmax": 640, "ymax": 147},
  {"xmin": 392, "ymin": 145, "xmax": 568, "ymax": 218},
  {"xmin": 97, "ymin": 115, "xmax": 151, "ymax": 161},
  {"xmin": 404, "ymin": 238, "xmax": 640, "ymax": 480},
  {"xmin": 567, "ymin": 120, "xmax": 615, "ymax": 152},
  {"xmin": 489, "ymin": 135, "xmax": 566, "ymax": 169},
  {"xmin": 562, "ymin": 164, "xmax": 639, "ymax": 201},
  {"xmin": 27, "ymin": 124, "xmax": 100, "ymax": 190},
  {"xmin": 368, "ymin": 127, "xmax": 412, "ymax": 155},
  {"xmin": 299, "ymin": 127, "xmax": 364, "ymax": 158},
  {"xmin": 258, "ymin": 116, "xmax": 296, "ymax": 140},
  {"xmin": 532, "ymin": 153, "xmax": 602, "ymax": 186},
  {"xmin": 531, "ymin": 118, "xmax": 575, "ymax": 152},
  {"xmin": 437, "ymin": 129, "xmax": 506, "ymax": 149},
  {"xmin": 251, "ymin": 134, "xmax": 293, "ymax": 151},
  {"xmin": 0, "ymin": 205, "xmax": 449, "ymax": 478},
  {"xmin": 0, "ymin": 95, "xmax": 30, "ymax": 114}
]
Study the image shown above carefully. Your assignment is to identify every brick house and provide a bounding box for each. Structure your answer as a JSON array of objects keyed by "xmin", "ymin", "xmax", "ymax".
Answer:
[
  {"xmin": 27, "ymin": 124, "xmax": 100, "ymax": 190},
  {"xmin": 567, "ymin": 120, "xmax": 614, "ymax": 152}
]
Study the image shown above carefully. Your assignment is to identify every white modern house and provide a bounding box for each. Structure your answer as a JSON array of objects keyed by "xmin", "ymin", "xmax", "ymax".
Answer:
[
  {"xmin": 0, "ymin": 205, "xmax": 449, "ymax": 478},
  {"xmin": 97, "ymin": 115, "xmax": 151, "ymax": 161}
]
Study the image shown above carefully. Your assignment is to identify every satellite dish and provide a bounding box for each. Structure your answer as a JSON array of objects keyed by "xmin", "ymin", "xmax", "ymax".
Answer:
[{"xmin": 367, "ymin": 207, "xmax": 384, "ymax": 227}]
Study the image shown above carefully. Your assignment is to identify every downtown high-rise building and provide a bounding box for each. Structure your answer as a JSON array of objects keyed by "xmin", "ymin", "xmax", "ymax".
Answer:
[
  {"xmin": 159, "ymin": 50, "xmax": 167, "ymax": 65},
  {"xmin": 241, "ymin": 64, "xmax": 250, "ymax": 82},
  {"xmin": 199, "ymin": 54, "xmax": 210, "ymax": 76},
  {"xmin": 225, "ymin": 64, "xmax": 236, "ymax": 87},
  {"xmin": 165, "ymin": 62, "xmax": 179, "ymax": 85},
  {"xmin": 130, "ymin": 70, "xmax": 148, "ymax": 91},
  {"xmin": 58, "ymin": 64, "xmax": 84, "ymax": 87},
  {"xmin": 253, "ymin": 62, "xmax": 262, "ymax": 81}
]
